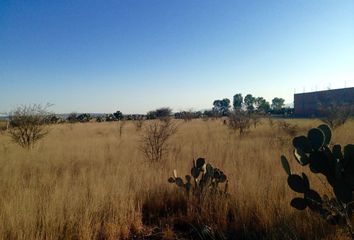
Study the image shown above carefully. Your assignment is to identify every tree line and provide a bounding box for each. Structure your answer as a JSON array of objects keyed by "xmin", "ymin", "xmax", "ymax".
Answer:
[{"xmin": 211, "ymin": 93, "xmax": 288, "ymax": 117}]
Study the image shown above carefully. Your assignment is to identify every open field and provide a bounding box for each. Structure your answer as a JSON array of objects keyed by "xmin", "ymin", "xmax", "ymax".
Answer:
[{"xmin": 0, "ymin": 118, "xmax": 353, "ymax": 239}]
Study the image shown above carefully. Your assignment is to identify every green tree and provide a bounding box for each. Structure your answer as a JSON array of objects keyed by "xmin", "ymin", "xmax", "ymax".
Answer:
[
  {"xmin": 255, "ymin": 97, "xmax": 270, "ymax": 113},
  {"xmin": 244, "ymin": 94, "xmax": 255, "ymax": 112},
  {"xmin": 271, "ymin": 97, "xmax": 285, "ymax": 110},
  {"xmin": 77, "ymin": 113, "xmax": 91, "ymax": 122},
  {"xmin": 233, "ymin": 93, "xmax": 243, "ymax": 110},
  {"xmin": 213, "ymin": 98, "xmax": 230, "ymax": 116},
  {"xmin": 113, "ymin": 111, "xmax": 124, "ymax": 120},
  {"xmin": 146, "ymin": 107, "xmax": 172, "ymax": 120}
]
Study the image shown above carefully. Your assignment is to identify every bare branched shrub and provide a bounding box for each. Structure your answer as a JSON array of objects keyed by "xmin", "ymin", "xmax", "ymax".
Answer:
[
  {"xmin": 319, "ymin": 104, "xmax": 353, "ymax": 129},
  {"xmin": 227, "ymin": 110, "xmax": 251, "ymax": 135},
  {"xmin": 134, "ymin": 119, "xmax": 144, "ymax": 131},
  {"xmin": 277, "ymin": 120, "xmax": 298, "ymax": 137},
  {"xmin": 140, "ymin": 119, "xmax": 177, "ymax": 162},
  {"xmin": 119, "ymin": 120, "xmax": 126, "ymax": 137},
  {"xmin": 8, "ymin": 104, "xmax": 50, "ymax": 149}
]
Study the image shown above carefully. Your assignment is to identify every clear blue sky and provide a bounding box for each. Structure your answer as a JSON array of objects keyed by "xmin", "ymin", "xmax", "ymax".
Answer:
[{"xmin": 1, "ymin": 0, "xmax": 353, "ymax": 114}]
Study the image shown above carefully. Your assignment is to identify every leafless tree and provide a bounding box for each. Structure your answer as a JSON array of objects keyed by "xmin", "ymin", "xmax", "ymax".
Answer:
[
  {"xmin": 319, "ymin": 104, "xmax": 352, "ymax": 129},
  {"xmin": 140, "ymin": 119, "xmax": 178, "ymax": 162},
  {"xmin": 8, "ymin": 104, "xmax": 51, "ymax": 149}
]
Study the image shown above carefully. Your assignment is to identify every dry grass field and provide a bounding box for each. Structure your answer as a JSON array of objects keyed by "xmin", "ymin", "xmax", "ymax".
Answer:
[
  {"xmin": 0, "ymin": 118, "xmax": 353, "ymax": 239},
  {"xmin": 0, "ymin": 120, "xmax": 7, "ymax": 131}
]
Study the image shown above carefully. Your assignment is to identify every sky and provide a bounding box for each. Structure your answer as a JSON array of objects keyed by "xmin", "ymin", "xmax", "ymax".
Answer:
[{"xmin": 1, "ymin": 0, "xmax": 353, "ymax": 114}]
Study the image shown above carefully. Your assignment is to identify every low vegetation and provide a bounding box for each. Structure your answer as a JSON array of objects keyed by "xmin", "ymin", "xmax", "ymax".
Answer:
[{"xmin": 0, "ymin": 118, "xmax": 353, "ymax": 239}]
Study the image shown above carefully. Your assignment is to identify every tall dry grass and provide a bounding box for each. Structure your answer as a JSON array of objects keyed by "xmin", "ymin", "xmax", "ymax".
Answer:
[
  {"xmin": 0, "ymin": 119, "xmax": 353, "ymax": 239},
  {"xmin": 0, "ymin": 120, "xmax": 7, "ymax": 132}
]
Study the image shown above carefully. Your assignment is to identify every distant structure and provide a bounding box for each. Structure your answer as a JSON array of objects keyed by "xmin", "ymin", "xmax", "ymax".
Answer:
[{"xmin": 294, "ymin": 87, "xmax": 354, "ymax": 117}]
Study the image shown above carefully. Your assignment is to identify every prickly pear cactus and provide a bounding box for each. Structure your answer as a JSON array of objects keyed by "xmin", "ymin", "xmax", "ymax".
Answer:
[
  {"xmin": 281, "ymin": 124, "xmax": 354, "ymax": 235},
  {"xmin": 168, "ymin": 158, "xmax": 228, "ymax": 197}
]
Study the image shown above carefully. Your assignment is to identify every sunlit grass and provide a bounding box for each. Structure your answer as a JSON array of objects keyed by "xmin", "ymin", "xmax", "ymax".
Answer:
[{"xmin": 0, "ymin": 118, "xmax": 352, "ymax": 239}]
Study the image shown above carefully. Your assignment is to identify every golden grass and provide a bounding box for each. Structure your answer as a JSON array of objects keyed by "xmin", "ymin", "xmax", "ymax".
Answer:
[
  {"xmin": 0, "ymin": 119, "xmax": 353, "ymax": 239},
  {"xmin": 0, "ymin": 120, "xmax": 7, "ymax": 131}
]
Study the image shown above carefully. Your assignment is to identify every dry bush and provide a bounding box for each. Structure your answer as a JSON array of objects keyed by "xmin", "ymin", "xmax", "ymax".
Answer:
[
  {"xmin": 8, "ymin": 104, "xmax": 50, "ymax": 149},
  {"xmin": 319, "ymin": 104, "xmax": 353, "ymax": 129},
  {"xmin": 119, "ymin": 120, "xmax": 126, "ymax": 137},
  {"xmin": 277, "ymin": 120, "xmax": 299, "ymax": 137},
  {"xmin": 134, "ymin": 118, "xmax": 144, "ymax": 131},
  {"xmin": 140, "ymin": 119, "xmax": 177, "ymax": 162},
  {"xmin": 227, "ymin": 110, "xmax": 251, "ymax": 135}
]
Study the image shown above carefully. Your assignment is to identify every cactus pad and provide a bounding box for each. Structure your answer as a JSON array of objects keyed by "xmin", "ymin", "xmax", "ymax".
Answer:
[
  {"xmin": 307, "ymin": 128, "xmax": 325, "ymax": 151},
  {"xmin": 318, "ymin": 124, "xmax": 331, "ymax": 145},
  {"xmin": 293, "ymin": 136, "xmax": 312, "ymax": 153},
  {"xmin": 290, "ymin": 198, "xmax": 307, "ymax": 210},
  {"xmin": 287, "ymin": 174, "xmax": 307, "ymax": 193},
  {"xmin": 281, "ymin": 155, "xmax": 291, "ymax": 175},
  {"xmin": 196, "ymin": 158, "xmax": 205, "ymax": 168}
]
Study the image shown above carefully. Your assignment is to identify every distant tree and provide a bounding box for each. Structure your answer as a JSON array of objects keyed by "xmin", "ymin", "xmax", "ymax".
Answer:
[
  {"xmin": 255, "ymin": 97, "xmax": 270, "ymax": 113},
  {"xmin": 146, "ymin": 107, "xmax": 172, "ymax": 120},
  {"xmin": 233, "ymin": 93, "xmax": 243, "ymax": 110},
  {"xmin": 213, "ymin": 98, "xmax": 230, "ymax": 116},
  {"xmin": 96, "ymin": 116, "xmax": 104, "ymax": 122},
  {"xmin": 174, "ymin": 110, "xmax": 202, "ymax": 121},
  {"xmin": 45, "ymin": 114, "xmax": 60, "ymax": 124},
  {"xmin": 155, "ymin": 107, "xmax": 172, "ymax": 119},
  {"xmin": 125, "ymin": 114, "xmax": 133, "ymax": 120},
  {"xmin": 77, "ymin": 113, "xmax": 91, "ymax": 122},
  {"xmin": 271, "ymin": 97, "xmax": 285, "ymax": 111},
  {"xmin": 113, "ymin": 111, "xmax": 124, "ymax": 120},
  {"xmin": 244, "ymin": 94, "xmax": 255, "ymax": 112},
  {"xmin": 203, "ymin": 110, "xmax": 215, "ymax": 118},
  {"xmin": 175, "ymin": 110, "xmax": 193, "ymax": 121},
  {"xmin": 67, "ymin": 112, "xmax": 78, "ymax": 123},
  {"xmin": 146, "ymin": 111, "xmax": 157, "ymax": 120},
  {"xmin": 105, "ymin": 114, "xmax": 116, "ymax": 121}
]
